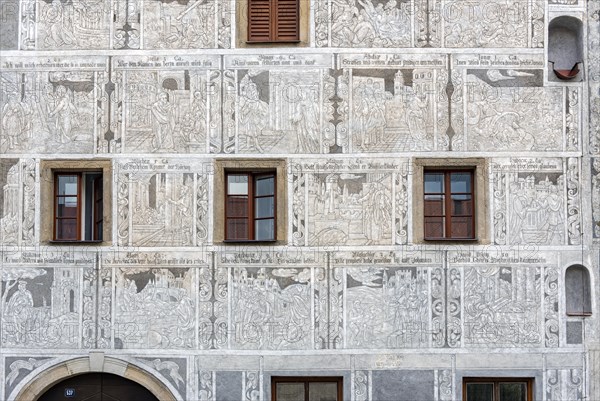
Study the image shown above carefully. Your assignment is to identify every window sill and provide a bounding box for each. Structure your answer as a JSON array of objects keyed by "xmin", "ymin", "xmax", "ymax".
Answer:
[
  {"xmin": 424, "ymin": 238, "xmax": 479, "ymax": 242},
  {"xmin": 222, "ymin": 239, "xmax": 278, "ymax": 244},
  {"xmin": 245, "ymin": 40, "xmax": 301, "ymax": 44},
  {"xmin": 566, "ymin": 312, "xmax": 592, "ymax": 317},
  {"xmin": 48, "ymin": 240, "xmax": 104, "ymax": 244}
]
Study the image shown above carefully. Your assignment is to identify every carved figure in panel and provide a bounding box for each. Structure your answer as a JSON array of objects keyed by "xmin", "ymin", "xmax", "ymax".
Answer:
[
  {"xmin": 346, "ymin": 266, "xmax": 429, "ymax": 348},
  {"xmin": 115, "ymin": 267, "xmax": 195, "ymax": 349},
  {"xmin": 508, "ymin": 173, "xmax": 565, "ymax": 246},
  {"xmin": 330, "ymin": 0, "xmax": 411, "ymax": 47},
  {"xmin": 140, "ymin": 358, "xmax": 187, "ymax": 399},
  {"xmin": 307, "ymin": 173, "xmax": 392, "ymax": 246},
  {"xmin": 117, "ymin": 68, "xmax": 211, "ymax": 153},
  {"xmin": 37, "ymin": 0, "xmax": 110, "ymax": 49},
  {"xmin": 0, "ymin": 160, "xmax": 20, "ymax": 244},
  {"xmin": 466, "ymin": 71, "xmax": 563, "ymax": 151},
  {"xmin": 236, "ymin": 70, "xmax": 322, "ymax": 154},
  {"xmin": 1, "ymin": 268, "xmax": 80, "ymax": 348},
  {"xmin": 352, "ymin": 69, "xmax": 436, "ymax": 152},
  {"xmin": 443, "ymin": 0, "xmax": 538, "ymax": 48},
  {"xmin": 143, "ymin": 0, "xmax": 216, "ymax": 49},
  {"xmin": 127, "ymin": 172, "xmax": 195, "ymax": 246},
  {"xmin": 0, "ymin": 69, "xmax": 100, "ymax": 153},
  {"xmin": 464, "ymin": 266, "xmax": 543, "ymax": 347},
  {"xmin": 231, "ymin": 267, "xmax": 312, "ymax": 350}
]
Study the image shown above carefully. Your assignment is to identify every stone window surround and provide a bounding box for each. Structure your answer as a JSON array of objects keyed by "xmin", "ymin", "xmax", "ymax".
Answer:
[
  {"xmin": 40, "ymin": 159, "xmax": 112, "ymax": 245},
  {"xmin": 214, "ymin": 158, "xmax": 287, "ymax": 244},
  {"xmin": 236, "ymin": 0, "xmax": 310, "ymax": 47},
  {"xmin": 412, "ymin": 158, "xmax": 489, "ymax": 244}
]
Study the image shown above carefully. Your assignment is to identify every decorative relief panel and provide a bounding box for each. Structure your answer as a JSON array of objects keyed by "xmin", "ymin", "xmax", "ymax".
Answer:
[
  {"xmin": 443, "ymin": 0, "xmax": 544, "ymax": 48},
  {"xmin": 0, "ymin": 57, "xmax": 108, "ymax": 154},
  {"xmin": 333, "ymin": 251, "xmax": 440, "ymax": 350},
  {"xmin": 31, "ymin": 0, "xmax": 110, "ymax": 50},
  {"xmin": 139, "ymin": 357, "xmax": 187, "ymax": 399},
  {"xmin": 142, "ymin": 0, "xmax": 218, "ymax": 49},
  {"xmin": 4, "ymin": 357, "xmax": 53, "ymax": 399},
  {"xmin": 1, "ymin": 252, "xmax": 90, "ymax": 349},
  {"xmin": 453, "ymin": 54, "xmax": 573, "ymax": 152},
  {"xmin": 589, "ymin": 5, "xmax": 600, "ymax": 154},
  {"xmin": 223, "ymin": 55, "xmax": 332, "ymax": 154},
  {"xmin": 463, "ymin": 265, "xmax": 543, "ymax": 347},
  {"xmin": 111, "ymin": 55, "xmax": 219, "ymax": 154},
  {"xmin": 592, "ymin": 159, "xmax": 600, "ymax": 241},
  {"xmin": 292, "ymin": 159, "xmax": 406, "ymax": 246},
  {"xmin": 111, "ymin": 253, "xmax": 203, "ymax": 349},
  {"xmin": 492, "ymin": 158, "xmax": 569, "ymax": 246},
  {"xmin": 341, "ymin": 54, "xmax": 448, "ymax": 152},
  {"xmin": 0, "ymin": 159, "xmax": 35, "ymax": 246},
  {"xmin": 115, "ymin": 159, "xmax": 209, "ymax": 247},
  {"xmin": 546, "ymin": 368, "xmax": 584, "ymax": 401},
  {"xmin": 82, "ymin": 262, "xmax": 112, "ymax": 349}
]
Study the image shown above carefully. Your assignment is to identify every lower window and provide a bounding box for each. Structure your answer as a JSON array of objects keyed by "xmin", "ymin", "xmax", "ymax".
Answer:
[
  {"xmin": 272, "ymin": 377, "xmax": 342, "ymax": 401},
  {"xmin": 464, "ymin": 378, "xmax": 533, "ymax": 401}
]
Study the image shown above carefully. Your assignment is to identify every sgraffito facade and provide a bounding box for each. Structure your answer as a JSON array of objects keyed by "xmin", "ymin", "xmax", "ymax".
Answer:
[{"xmin": 0, "ymin": 0, "xmax": 599, "ymax": 400}]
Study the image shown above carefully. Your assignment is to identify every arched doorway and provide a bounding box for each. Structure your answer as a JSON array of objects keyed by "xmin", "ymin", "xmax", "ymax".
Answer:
[{"xmin": 37, "ymin": 372, "xmax": 159, "ymax": 401}]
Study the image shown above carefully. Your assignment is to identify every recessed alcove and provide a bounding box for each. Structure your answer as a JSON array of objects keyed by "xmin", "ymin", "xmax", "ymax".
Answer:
[
  {"xmin": 565, "ymin": 264, "xmax": 592, "ymax": 316},
  {"xmin": 548, "ymin": 16, "xmax": 584, "ymax": 81}
]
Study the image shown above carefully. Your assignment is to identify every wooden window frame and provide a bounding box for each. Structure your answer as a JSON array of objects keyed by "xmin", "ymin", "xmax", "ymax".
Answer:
[
  {"xmin": 424, "ymin": 169, "xmax": 475, "ymax": 240},
  {"xmin": 463, "ymin": 377, "xmax": 533, "ymax": 401},
  {"xmin": 271, "ymin": 376, "xmax": 343, "ymax": 401},
  {"xmin": 53, "ymin": 171, "xmax": 103, "ymax": 242},
  {"xmin": 225, "ymin": 170, "xmax": 277, "ymax": 241},
  {"xmin": 247, "ymin": 0, "xmax": 300, "ymax": 43}
]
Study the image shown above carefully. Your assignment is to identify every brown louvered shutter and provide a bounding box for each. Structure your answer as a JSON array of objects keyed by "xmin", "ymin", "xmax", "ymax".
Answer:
[
  {"xmin": 248, "ymin": 0, "xmax": 273, "ymax": 42},
  {"xmin": 274, "ymin": 0, "xmax": 299, "ymax": 41},
  {"xmin": 248, "ymin": 0, "xmax": 299, "ymax": 42}
]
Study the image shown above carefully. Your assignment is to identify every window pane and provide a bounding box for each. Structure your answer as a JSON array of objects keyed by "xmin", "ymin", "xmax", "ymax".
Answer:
[
  {"xmin": 227, "ymin": 175, "xmax": 248, "ymax": 195},
  {"xmin": 227, "ymin": 219, "xmax": 248, "ymax": 240},
  {"xmin": 276, "ymin": 383, "xmax": 304, "ymax": 401},
  {"xmin": 309, "ymin": 382, "xmax": 338, "ymax": 401},
  {"xmin": 450, "ymin": 172, "xmax": 471, "ymax": 193},
  {"xmin": 56, "ymin": 219, "xmax": 78, "ymax": 240},
  {"xmin": 255, "ymin": 175, "xmax": 275, "ymax": 196},
  {"xmin": 58, "ymin": 175, "xmax": 78, "ymax": 195},
  {"xmin": 499, "ymin": 382, "xmax": 527, "ymax": 401},
  {"xmin": 466, "ymin": 383, "xmax": 493, "ymax": 401},
  {"xmin": 227, "ymin": 196, "xmax": 248, "ymax": 217},
  {"xmin": 255, "ymin": 219, "xmax": 274, "ymax": 240},
  {"xmin": 57, "ymin": 197, "xmax": 78, "ymax": 217},
  {"xmin": 424, "ymin": 217, "xmax": 444, "ymax": 238},
  {"xmin": 424, "ymin": 195, "xmax": 444, "ymax": 216},
  {"xmin": 451, "ymin": 196, "xmax": 472, "ymax": 215},
  {"xmin": 255, "ymin": 197, "xmax": 274, "ymax": 218},
  {"xmin": 425, "ymin": 173, "xmax": 444, "ymax": 193},
  {"xmin": 450, "ymin": 216, "xmax": 473, "ymax": 238}
]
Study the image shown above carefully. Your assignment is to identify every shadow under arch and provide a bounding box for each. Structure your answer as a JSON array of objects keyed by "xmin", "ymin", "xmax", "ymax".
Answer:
[{"xmin": 10, "ymin": 355, "xmax": 180, "ymax": 401}]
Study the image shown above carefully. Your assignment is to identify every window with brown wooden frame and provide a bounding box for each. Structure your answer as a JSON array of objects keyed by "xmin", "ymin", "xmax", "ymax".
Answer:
[
  {"xmin": 271, "ymin": 376, "xmax": 343, "ymax": 401},
  {"xmin": 225, "ymin": 171, "xmax": 276, "ymax": 241},
  {"xmin": 463, "ymin": 378, "xmax": 533, "ymax": 401},
  {"xmin": 424, "ymin": 169, "xmax": 475, "ymax": 240},
  {"xmin": 54, "ymin": 171, "xmax": 103, "ymax": 241},
  {"xmin": 247, "ymin": 0, "xmax": 300, "ymax": 43}
]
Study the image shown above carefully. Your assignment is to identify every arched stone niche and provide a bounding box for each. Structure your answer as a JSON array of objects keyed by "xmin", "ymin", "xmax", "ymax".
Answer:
[
  {"xmin": 548, "ymin": 16, "xmax": 584, "ymax": 81},
  {"xmin": 565, "ymin": 264, "xmax": 592, "ymax": 316},
  {"xmin": 10, "ymin": 354, "xmax": 180, "ymax": 401}
]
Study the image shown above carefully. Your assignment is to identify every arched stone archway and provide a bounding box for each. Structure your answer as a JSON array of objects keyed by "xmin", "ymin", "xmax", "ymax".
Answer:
[{"xmin": 10, "ymin": 354, "xmax": 179, "ymax": 401}]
